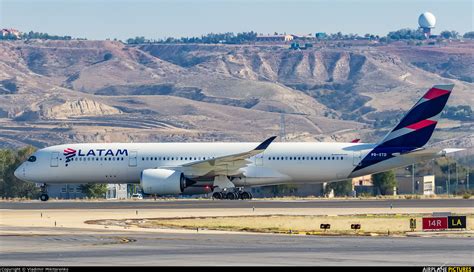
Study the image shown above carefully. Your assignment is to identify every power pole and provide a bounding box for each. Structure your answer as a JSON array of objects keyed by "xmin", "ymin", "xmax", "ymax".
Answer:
[
  {"xmin": 412, "ymin": 164, "xmax": 415, "ymax": 194},
  {"xmin": 280, "ymin": 113, "xmax": 286, "ymax": 142},
  {"xmin": 467, "ymin": 171, "xmax": 470, "ymax": 190},
  {"xmin": 455, "ymin": 162, "xmax": 458, "ymax": 193},
  {"xmin": 447, "ymin": 162, "xmax": 450, "ymax": 195}
]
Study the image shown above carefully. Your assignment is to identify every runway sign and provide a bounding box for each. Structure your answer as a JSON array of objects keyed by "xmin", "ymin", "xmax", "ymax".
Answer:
[
  {"xmin": 422, "ymin": 217, "xmax": 448, "ymax": 230},
  {"xmin": 320, "ymin": 224, "xmax": 331, "ymax": 230},
  {"xmin": 447, "ymin": 216, "xmax": 467, "ymax": 229},
  {"xmin": 410, "ymin": 218, "xmax": 416, "ymax": 231},
  {"xmin": 351, "ymin": 224, "xmax": 361, "ymax": 230}
]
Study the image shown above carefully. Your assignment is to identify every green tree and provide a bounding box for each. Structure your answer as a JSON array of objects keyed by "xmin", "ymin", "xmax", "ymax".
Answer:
[
  {"xmin": 372, "ymin": 170, "xmax": 397, "ymax": 195},
  {"xmin": 270, "ymin": 184, "xmax": 298, "ymax": 196},
  {"xmin": 440, "ymin": 30, "xmax": 460, "ymax": 39},
  {"xmin": 126, "ymin": 36, "xmax": 146, "ymax": 44},
  {"xmin": 0, "ymin": 146, "xmax": 39, "ymax": 198},
  {"xmin": 387, "ymin": 28, "xmax": 425, "ymax": 40},
  {"xmin": 80, "ymin": 183, "xmax": 107, "ymax": 198},
  {"xmin": 325, "ymin": 179, "xmax": 353, "ymax": 196},
  {"xmin": 463, "ymin": 31, "xmax": 474, "ymax": 39},
  {"xmin": 441, "ymin": 105, "xmax": 472, "ymax": 121}
]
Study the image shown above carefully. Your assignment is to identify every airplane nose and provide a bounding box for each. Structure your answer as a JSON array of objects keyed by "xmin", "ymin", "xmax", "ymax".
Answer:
[{"xmin": 14, "ymin": 166, "xmax": 22, "ymax": 179}]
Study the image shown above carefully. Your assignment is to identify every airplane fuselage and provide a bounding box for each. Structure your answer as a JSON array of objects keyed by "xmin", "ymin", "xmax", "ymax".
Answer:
[{"xmin": 15, "ymin": 141, "xmax": 435, "ymax": 187}]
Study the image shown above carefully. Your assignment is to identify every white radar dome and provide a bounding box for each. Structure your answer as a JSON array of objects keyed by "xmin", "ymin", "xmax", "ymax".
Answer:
[{"xmin": 418, "ymin": 12, "xmax": 436, "ymax": 28}]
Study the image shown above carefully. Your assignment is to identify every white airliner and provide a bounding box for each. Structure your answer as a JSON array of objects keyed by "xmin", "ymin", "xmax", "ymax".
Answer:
[{"xmin": 15, "ymin": 84, "xmax": 462, "ymax": 201}]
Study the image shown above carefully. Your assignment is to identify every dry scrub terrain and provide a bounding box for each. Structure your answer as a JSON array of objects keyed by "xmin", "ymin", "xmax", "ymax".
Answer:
[{"xmin": 0, "ymin": 40, "xmax": 472, "ymax": 150}]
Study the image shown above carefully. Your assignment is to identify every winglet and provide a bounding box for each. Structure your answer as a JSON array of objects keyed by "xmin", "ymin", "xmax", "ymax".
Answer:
[{"xmin": 254, "ymin": 136, "xmax": 277, "ymax": 150}]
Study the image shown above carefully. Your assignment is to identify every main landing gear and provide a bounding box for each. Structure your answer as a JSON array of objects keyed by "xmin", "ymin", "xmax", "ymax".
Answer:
[
  {"xmin": 39, "ymin": 183, "xmax": 49, "ymax": 202},
  {"xmin": 212, "ymin": 188, "xmax": 253, "ymax": 200}
]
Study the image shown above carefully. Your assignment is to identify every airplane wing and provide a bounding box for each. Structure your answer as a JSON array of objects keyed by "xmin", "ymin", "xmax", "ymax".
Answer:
[{"xmin": 170, "ymin": 136, "xmax": 277, "ymax": 177}]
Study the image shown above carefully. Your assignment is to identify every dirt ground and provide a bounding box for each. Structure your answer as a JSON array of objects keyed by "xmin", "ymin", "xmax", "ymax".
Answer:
[{"xmin": 1, "ymin": 203, "xmax": 473, "ymax": 236}]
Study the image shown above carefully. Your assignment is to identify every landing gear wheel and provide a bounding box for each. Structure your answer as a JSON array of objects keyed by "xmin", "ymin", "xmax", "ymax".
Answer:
[
  {"xmin": 212, "ymin": 192, "xmax": 222, "ymax": 200},
  {"xmin": 226, "ymin": 192, "xmax": 236, "ymax": 200},
  {"xmin": 240, "ymin": 191, "xmax": 251, "ymax": 200},
  {"xmin": 40, "ymin": 193, "xmax": 49, "ymax": 202}
]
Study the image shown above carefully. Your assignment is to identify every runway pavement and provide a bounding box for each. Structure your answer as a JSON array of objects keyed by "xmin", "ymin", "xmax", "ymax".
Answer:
[
  {"xmin": 1, "ymin": 199, "xmax": 472, "ymax": 266},
  {"xmin": 1, "ymin": 226, "xmax": 472, "ymax": 266},
  {"xmin": 1, "ymin": 198, "xmax": 473, "ymax": 210}
]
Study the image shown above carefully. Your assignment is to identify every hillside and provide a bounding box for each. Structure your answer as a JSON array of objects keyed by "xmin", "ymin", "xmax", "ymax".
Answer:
[{"xmin": 0, "ymin": 40, "xmax": 472, "ymax": 151}]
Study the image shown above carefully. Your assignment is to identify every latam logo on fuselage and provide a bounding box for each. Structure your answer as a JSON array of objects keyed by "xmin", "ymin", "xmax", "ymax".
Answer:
[{"xmin": 63, "ymin": 148, "xmax": 128, "ymax": 162}]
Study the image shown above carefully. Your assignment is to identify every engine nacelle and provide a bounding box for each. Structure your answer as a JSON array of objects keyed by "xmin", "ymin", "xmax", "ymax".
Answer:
[{"xmin": 140, "ymin": 169, "xmax": 186, "ymax": 195}]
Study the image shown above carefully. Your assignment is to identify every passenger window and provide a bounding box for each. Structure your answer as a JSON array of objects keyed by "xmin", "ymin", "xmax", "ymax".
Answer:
[{"xmin": 27, "ymin": 156, "xmax": 36, "ymax": 162}]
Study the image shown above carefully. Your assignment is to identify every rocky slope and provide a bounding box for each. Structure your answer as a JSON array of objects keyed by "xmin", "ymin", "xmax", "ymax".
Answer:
[{"xmin": 0, "ymin": 40, "xmax": 472, "ymax": 151}]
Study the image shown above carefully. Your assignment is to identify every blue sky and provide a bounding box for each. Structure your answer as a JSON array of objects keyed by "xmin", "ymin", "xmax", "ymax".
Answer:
[{"xmin": 0, "ymin": 0, "xmax": 472, "ymax": 40}]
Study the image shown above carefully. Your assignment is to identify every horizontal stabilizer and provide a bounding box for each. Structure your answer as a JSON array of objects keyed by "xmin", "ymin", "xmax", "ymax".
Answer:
[
  {"xmin": 393, "ymin": 147, "xmax": 465, "ymax": 158},
  {"xmin": 440, "ymin": 148, "xmax": 465, "ymax": 155}
]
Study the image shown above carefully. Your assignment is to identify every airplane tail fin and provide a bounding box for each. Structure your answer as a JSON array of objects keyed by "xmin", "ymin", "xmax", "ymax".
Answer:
[{"xmin": 377, "ymin": 84, "xmax": 454, "ymax": 149}]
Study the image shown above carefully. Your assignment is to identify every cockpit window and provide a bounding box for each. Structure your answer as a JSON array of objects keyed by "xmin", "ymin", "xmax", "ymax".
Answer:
[{"xmin": 27, "ymin": 156, "xmax": 37, "ymax": 162}]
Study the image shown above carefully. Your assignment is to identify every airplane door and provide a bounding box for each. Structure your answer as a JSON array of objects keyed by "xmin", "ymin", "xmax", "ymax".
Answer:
[
  {"xmin": 352, "ymin": 151, "xmax": 362, "ymax": 167},
  {"xmin": 129, "ymin": 151, "xmax": 137, "ymax": 167},
  {"xmin": 50, "ymin": 152, "xmax": 59, "ymax": 167}
]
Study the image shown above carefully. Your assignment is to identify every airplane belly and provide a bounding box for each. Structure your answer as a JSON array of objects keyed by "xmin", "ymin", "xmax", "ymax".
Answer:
[
  {"xmin": 275, "ymin": 163, "xmax": 344, "ymax": 182},
  {"xmin": 43, "ymin": 163, "xmax": 141, "ymax": 184}
]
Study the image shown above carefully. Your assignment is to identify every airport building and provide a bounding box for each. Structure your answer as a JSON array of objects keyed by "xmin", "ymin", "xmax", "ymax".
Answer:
[
  {"xmin": 352, "ymin": 175, "xmax": 374, "ymax": 196},
  {"xmin": 46, "ymin": 184, "xmax": 129, "ymax": 199},
  {"xmin": 396, "ymin": 175, "xmax": 436, "ymax": 195},
  {"xmin": 256, "ymin": 34, "xmax": 294, "ymax": 42},
  {"xmin": 0, "ymin": 28, "xmax": 22, "ymax": 39}
]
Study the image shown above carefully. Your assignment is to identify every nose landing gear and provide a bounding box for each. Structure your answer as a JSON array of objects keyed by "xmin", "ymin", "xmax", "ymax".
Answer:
[{"xmin": 39, "ymin": 184, "xmax": 49, "ymax": 202}]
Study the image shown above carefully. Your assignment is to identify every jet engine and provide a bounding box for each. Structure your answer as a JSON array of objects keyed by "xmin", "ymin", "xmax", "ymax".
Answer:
[{"xmin": 140, "ymin": 169, "xmax": 192, "ymax": 195}]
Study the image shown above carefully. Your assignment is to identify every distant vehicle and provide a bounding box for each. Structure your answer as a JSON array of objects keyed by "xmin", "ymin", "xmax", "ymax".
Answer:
[
  {"xmin": 14, "ymin": 84, "xmax": 462, "ymax": 202},
  {"xmin": 289, "ymin": 42, "xmax": 313, "ymax": 50},
  {"xmin": 131, "ymin": 193, "xmax": 143, "ymax": 200}
]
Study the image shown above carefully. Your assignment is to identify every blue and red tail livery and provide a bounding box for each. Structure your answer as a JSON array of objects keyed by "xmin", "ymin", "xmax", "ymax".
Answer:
[
  {"xmin": 353, "ymin": 84, "xmax": 454, "ymax": 173},
  {"xmin": 379, "ymin": 84, "xmax": 453, "ymax": 148}
]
